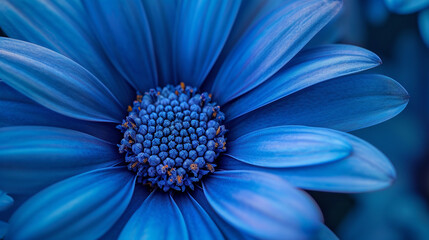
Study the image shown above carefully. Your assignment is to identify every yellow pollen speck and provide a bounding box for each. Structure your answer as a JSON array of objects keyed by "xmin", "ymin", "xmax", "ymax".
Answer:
[
  {"xmin": 177, "ymin": 175, "xmax": 182, "ymax": 184},
  {"xmin": 127, "ymin": 106, "xmax": 132, "ymax": 112},
  {"xmin": 131, "ymin": 162, "xmax": 138, "ymax": 168},
  {"xmin": 143, "ymin": 158, "xmax": 148, "ymax": 163},
  {"xmin": 175, "ymin": 90, "xmax": 179, "ymax": 95},
  {"xmin": 216, "ymin": 126, "xmax": 221, "ymax": 135},
  {"xmin": 137, "ymin": 95, "xmax": 143, "ymax": 102},
  {"xmin": 162, "ymin": 165, "xmax": 169, "ymax": 170},
  {"xmin": 207, "ymin": 164, "xmax": 214, "ymax": 172},
  {"xmin": 215, "ymin": 142, "xmax": 219, "ymax": 148},
  {"xmin": 180, "ymin": 82, "xmax": 185, "ymax": 90},
  {"xmin": 209, "ymin": 93, "xmax": 212, "ymax": 98},
  {"xmin": 157, "ymin": 91, "xmax": 161, "ymax": 95},
  {"xmin": 190, "ymin": 163, "xmax": 198, "ymax": 170}
]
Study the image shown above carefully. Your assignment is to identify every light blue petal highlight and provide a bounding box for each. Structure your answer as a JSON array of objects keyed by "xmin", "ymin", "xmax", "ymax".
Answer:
[
  {"xmin": 227, "ymin": 126, "xmax": 352, "ymax": 168},
  {"xmin": 191, "ymin": 187, "xmax": 251, "ymax": 240},
  {"xmin": 119, "ymin": 191, "xmax": 188, "ymax": 240},
  {"xmin": 385, "ymin": 0, "xmax": 429, "ymax": 14},
  {"xmin": 211, "ymin": 0, "xmax": 342, "ymax": 105},
  {"xmin": 100, "ymin": 186, "xmax": 150, "ymax": 240},
  {"xmin": 174, "ymin": 0, "xmax": 241, "ymax": 88},
  {"xmin": 221, "ymin": 126, "xmax": 396, "ymax": 193},
  {"xmin": 174, "ymin": 193, "xmax": 224, "ymax": 240},
  {"xmin": 203, "ymin": 170, "xmax": 322, "ymax": 239},
  {"xmin": 6, "ymin": 167, "xmax": 136, "ymax": 240},
  {"xmin": 0, "ymin": 0, "xmax": 134, "ymax": 105},
  {"xmin": 225, "ymin": 44, "xmax": 382, "ymax": 120},
  {"xmin": 0, "ymin": 83, "xmax": 119, "ymax": 143},
  {"xmin": 419, "ymin": 10, "xmax": 429, "ymax": 47},
  {"xmin": 0, "ymin": 38, "xmax": 124, "ymax": 122},
  {"xmin": 142, "ymin": 0, "xmax": 177, "ymax": 86},
  {"xmin": 0, "ymin": 126, "xmax": 121, "ymax": 194},
  {"xmin": 228, "ymin": 74, "xmax": 409, "ymax": 140},
  {"xmin": 0, "ymin": 191, "xmax": 13, "ymax": 212},
  {"xmin": 82, "ymin": 0, "xmax": 158, "ymax": 91}
]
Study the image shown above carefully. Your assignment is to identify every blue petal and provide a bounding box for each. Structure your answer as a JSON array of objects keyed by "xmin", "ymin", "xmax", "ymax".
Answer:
[
  {"xmin": 0, "ymin": 191, "xmax": 13, "ymax": 212},
  {"xmin": 0, "ymin": 221, "xmax": 8, "ymax": 239},
  {"xmin": 82, "ymin": 0, "xmax": 158, "ymax": 91},
  {"xmin": 0, "ymin": 126, "xmax": 121, "ymax": 194},
  {"xmin": 174, "ymin": 0, "xmax": 241, "ymax": 88},
  {"xmin": 174, "ymin": 193, "xmax": 224, "ymax": 240},
  {"xmin": 0, "ymin": 38, "xmax": 124, "ymax": 122},
  {"xmin": 0, "ymin": 83, "xmax": 120, "ymax": 143},
  {"xmin": 419, "ymin": 10, "xmax": 429, "ymax": 47},
  {"xmin": 191, "ymin": 187, "xmax": 251, "ymax": 240},
  {"xmin": 203, "ymin": 170, "xmax": 322, "ymax": 239},
  {"xmin": 210, "ymin": 0, "xmax": 342, "ymax": 105},
  {"xmin": 220, "ymin": 127, "xmax": 396, "ymax": 193},
  {"xmin": 100, "ymin": 186, "xmax": 150, "ymax": 240},
  {"xmin": 0, "ymin": 0, "xmax": 133, "ymax": 105},
  {"xmin": 7, "ymin": 167, "xmax": 136, "ymax": 240},
  {"xmin": 228, "ymin": 74, "xmax": 409, "ymax": 140},
  {"xmin": 385, "ymin": 0, "xmax": 429, "ymax": 14},
  {"xmin": 224, "ymin": 44, "xmax": 382, "ymax": 120},
  {"xmin": 119, "ymin": 191, "xmax": 188, "ymax": 240},
  {"xmin": 227, "ymin": 126, "xmax": 352, "ymax": 168},
  {"xmin": 142, "ymin": 0, "xmax": 177, "ymax": 86},
  {"xmin": 315, "ymin": 224, "xmax": 339, "ymax": 240}
]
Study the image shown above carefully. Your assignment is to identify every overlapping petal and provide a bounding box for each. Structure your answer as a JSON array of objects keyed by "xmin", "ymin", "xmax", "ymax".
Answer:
[
  {"xmin": 385, "ymin": 0, "xmax": 429, "ymax": 14},
  {"xmin": 0, "ymin": 83, "xmax": 119, "ymax": 142},
  {"xmin": 0, "ymin": 191, "xmax": 13, "ymax": 212},
  {"xmin": 419, "ymin": 9, "xmax": 429, "ymax": 47},
  {"xmin": 224, "ymin": 44, "xmax": 382, "ymax": 120},
  {"xmin": 0, "ymin": 38, "xmax": 124, "ymax": 122},
  {"xmin": 210, "ymin": 0, "xmax": 342, "ymax": 104},
  {"xmin": 0, "ymin": 0, "xmax": 133, "ymax": 104},
  {"xmin": 6, "ymin": 167, "xmax": 136, "ymax": 240},
  {"xmin": 221, "ymin": 126, "xmax": 396, "ymax": 193},
  {"xmin": 228, "ymin": 74, "xmax": 409, "ymax": 140},
  {"xmin": 227, "ymin": 126, "xmax": 352, "ymax": 167},
  {"xmin": 174, "ymin": 0, "xmax": 241, "ymax": 88},
  {"xmin": 0, "ymin": 126, "xmax": 121, "ymax": 194},
  {"xmin": 82, "ymin": 0, "xmax": 158, "ymax": 91},
  {"xmin": 174, "ymin": 193, "xmax": 224, "ymax": 240},
  {"xmin": 119, "ymin": 191, "xmax": 188, "ymax": 240},
  {"xmin": 203, "ymin": 170, "xmax": 322, "ymax": 239}
]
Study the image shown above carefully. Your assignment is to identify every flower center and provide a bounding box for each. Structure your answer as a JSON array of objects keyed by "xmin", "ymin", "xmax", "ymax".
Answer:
[{"xmin": 117, "ymin": 83, "xmax": 226, "ymax": 192}]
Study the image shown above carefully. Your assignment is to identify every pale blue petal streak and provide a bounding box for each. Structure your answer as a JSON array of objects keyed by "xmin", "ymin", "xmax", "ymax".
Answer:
[
  {"xmin": 227, "ymin": 126, "xmax": 352, "ymax": 168},
  {"xmin": 0, "ymin": 38, "xmax": 124, "ymax": 122},
  {"xmin": 228, "ymin": 74, "xmax": 409, "ymax": 140},
  {"xmin": 203, "ymin": 170, "xmax": 322, "ymax": 239},
  {"xmin": 174, "ymin": 0, "xmax": 241, "ymax": 88},
  {"xmin": 385, "ymin": 0, "xmax": 429, "ymax": 14},
  {"xmin": 419, "ymin": 9, "xmax": 429, "ymax": 47},
  {"xmin": 210, "ymin": 0, "xmax": 342, "ymax": 104},
  {"xmin": 221, "ymin": 127, "xmax": 396, "ymax": 193},
  {"xmin": 0, "ymin": 126, "xmax": 121, "ymax": 194},
  {"xmin": 174, "ymin": 193, "xmax": 224, "ymax": 240},
  {"xmin": 224, "ymin": 44, "xmax": 382, "ymax": 120},
  {"xmin": 82, "ymin": 0, "xmax": 158, "ymax": 91},
  {"xmin": 0, "ymin": 0, "xmax": 133, "ymax": 104},
  {"xmin": 119, "ymin": 191, "xmax": 188, "ymax": 240},
  {"xmin": 6, "ymin": 167, "xmax": 136, "ymax": 240},
  {"xmin": 0, "ymin": 83, "xmax": 119, "ymax": 142}
]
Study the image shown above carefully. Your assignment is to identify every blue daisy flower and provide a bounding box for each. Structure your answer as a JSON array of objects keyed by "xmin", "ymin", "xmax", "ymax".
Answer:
[{"xmin": 0, "ymin": 0, "xmax": 408, "ymax": 239}]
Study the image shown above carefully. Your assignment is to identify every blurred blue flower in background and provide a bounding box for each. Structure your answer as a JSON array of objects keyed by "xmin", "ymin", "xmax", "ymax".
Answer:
[{"xmin": 0, "ymin": 0, "xmax": 409, "ymax": 239}]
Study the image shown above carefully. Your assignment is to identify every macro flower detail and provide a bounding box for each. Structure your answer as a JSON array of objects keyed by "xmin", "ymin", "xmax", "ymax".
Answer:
[{"xmin": 0, "ymin": 0, "xmax": 409, "ymax": 239}]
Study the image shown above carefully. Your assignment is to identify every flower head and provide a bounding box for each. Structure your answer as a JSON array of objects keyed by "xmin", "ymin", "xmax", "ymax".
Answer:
[{"xmin": 0, "ymin": 0, "xmax": 408, "ymax": 239}]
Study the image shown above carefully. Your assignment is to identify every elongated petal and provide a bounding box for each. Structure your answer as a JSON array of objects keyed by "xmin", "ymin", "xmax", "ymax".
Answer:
[
  {"xmin": 174, "ymin": 0, "xmax": 241, "ymax": 87},
  {"xmin": 0, "ymin": 221, "xmax": 7, "ymax": 239},
  {"xmin": 7, "ymin": 167, "xmax": 136, "ymax": 240},
  {"xmin": 0, "ymin": 191, "xmax": 13, "ymax": 212},
  {"xmin": 82, "ymin": 0, "xmax": 158, "ymax": 91},
  {"xmin": 211, "ymin": 0, "xmax": 342, "ymax": 104},
  {"xmin": 191, "ymin": 187, "xmax": 251, "ymax": 240},
  {"xmin": 100, "ymin": 186, "xmax": 150, "ymax": 240},
  {"xmin": 119, "ymin": 191, "xmax": 188, "ymax": 240},
  {"xmin": 225, "ymin": 44, "xmax": 382, "ymax": 120},
  {"xmin": 0, "ymin": 126, "xmax": 121, "ymax": 194},
  {"xmin": 0, "ymin": 38, "xmax": 123, "ymax": 122},
  {"xmin": 0, "ymin": 83, "xmax": 119, "ymax": 143},
  {"xmin": 174, "ymin": 193, "xmax": 224, "ymax": 240},
  {"xmin": 385, "ymin": 0, "xmax": 429, "ymax": 14},
  {"xmin": 228, "ymin": 74, "xmax": 409, "ymax": 140},
  {"xmin": 0, "ymin": 0, "xmax": 133, "ymax": 104},
  {"xmin": 142, "ymin": 0, "xmax": 177, "ymax": 86},
  {"xmin": 419, "ymin": 10, "xmax": 429, "ymax": 47},
  {"xmin": 227, "ymin": 126, "xmax": 352, "ymax": 168},
  {"xmin": 220, "ymin": 127, "xmax": 396, "ymax": 193},
  {"xmin": 203, "ymin": 170, "xmax": 321, "ymax": 239}
]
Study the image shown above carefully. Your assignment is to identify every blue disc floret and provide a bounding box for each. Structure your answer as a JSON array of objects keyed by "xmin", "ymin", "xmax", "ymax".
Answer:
[{"xmin": 117, "ymin": 83, "xmax": 227, "ymax": 192}]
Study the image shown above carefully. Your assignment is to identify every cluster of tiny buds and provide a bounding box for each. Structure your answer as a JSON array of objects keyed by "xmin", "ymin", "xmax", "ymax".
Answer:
[{"xmin": 117, "ymin": 83, "xmax": 227, "ymax": 192}]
